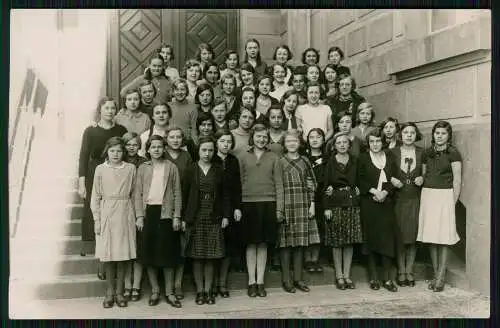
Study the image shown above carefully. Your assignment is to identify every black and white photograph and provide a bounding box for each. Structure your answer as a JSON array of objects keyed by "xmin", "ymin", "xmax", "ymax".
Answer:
[{"xmin": 8, "ymin": 8, "xmax": 491, "ymax": 319}]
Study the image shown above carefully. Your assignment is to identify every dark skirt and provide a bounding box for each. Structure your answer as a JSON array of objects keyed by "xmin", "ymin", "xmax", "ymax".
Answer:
[
  {"xmin": 224, "ymin": 219, "xmax": 244, "ymax": 257},
  {"xmin": 325, "ymin": 206, "xmax": 363, "ymax": 248},
  {"xmin": 138, "ymin": 205, "xmax": 180, "ymax": 268},
  {"xmin": 240, "ymin": 201, "xmax": 278, "ymax": 246},
  {"xmin": 394, "ymin": 195, "xmax": 420, "ymax": 245}
]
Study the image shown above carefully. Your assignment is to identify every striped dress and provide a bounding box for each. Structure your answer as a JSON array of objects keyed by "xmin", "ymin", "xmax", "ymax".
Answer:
[{"xmin": 277, "ymin": 155, "xmax": 320, "ymax": 248}]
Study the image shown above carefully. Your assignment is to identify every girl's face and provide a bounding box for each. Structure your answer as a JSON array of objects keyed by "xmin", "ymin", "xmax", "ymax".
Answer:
[
  {"xmin": 307, "ymin": 66, "xmax": 320, "ymax": 83},
  {"xmin": 273, "ymin": 65, "xmax": 286, "ymax": 84},
  {"xmin": 107, "ymin": 144, "xmax": 123, "ymax": 164},
  {"xmin": 246, "ymin": 42, "xmax": 259, "ymax": 59},
  {"xmin": 292, "ymin": 74, "xmax": 305, "ymax": 92},
  {"xmin": 268, "ymin": 109, "xmax": 283, "ymax": 129},
  {"xmin": 334, "ymin": 135, "xmax": 350, "ymax": 154},
  {"xmin": 152, "ymin": 105, "xmax": 170, "ymax": 126},
  {"xmin": 186, "ymin": 65, "xmax": 201, "ymax": 82},
  {"xmin": 198, "ymin": 119, "xmax": 214, "ymax": 137},
  {"xmin": 358, "ymin": 105, "xmax": 372, "ymax": 124},
  {"xmin": 339, "ymin": 77, "xmax": 353, "ymax": 95},
  {"xmin": 368, "ymin": 136, "xmax": 383, "ymax": 153},
  {"xmin": 306, "ymin": 86, "xmax": 321, "ymax": 105},
  {"xmin": 222, "ymin": 78, "xmax": 235, "ymax": 95},
  {"xmin": 205, "ymin": 66, "xmax": 219, "ymax": 84},
  {"xmin": 258, "ymin": 78, "xmax": 271, "ymax": 95},
  {"xmin": 125, "ymin": 92, "xmax": 140, "ymax": 111},
  {"xmin": 253, "ymin": 130, "xmax": 269, "ymax": 149},
  {"xmin": 324, "ymin": 67, "xmax": 337, "ymax": 83},
  {"xmin": 199, "ymin": 141, "xmax": 215, "ymax": 163},
  {"xmin": 200, "ymin": 49, "xmax": 213, "ymax": 63},
  {"xmin": 217, "ymin": 134, "xmax": 233, "ymax": 155},
  {"xmin": 328, "ymin": 50, "xmax": 342, "ymax": 65},
  {"xmin": 304, "ymin": 50, "xmax": 318, "ymax": 66},
  {"xmin": 226, "ymin": 53, "xmax": 238, "ymax": 70},
  {"xmin": 160, "ymin": 47, "xmax": 173, "ymax": 63},
  {"xmin": 283, "ymin": 94, "xmax": 298, "ymax": 113},
  {"xmin": 239, "ymin": 109, "xmax": 255, "ymax": 130},
  {"xmin": 166, "ymin": 130, "xmax": 183, "ymax": 150},
  {"xmin": 148, "ymin": 140, "xmax": 165, "ymax": 160},
  {"xmin": 308, "ymin": 130, "xmax": 324, "ymax": 149},
  {"xmin": 150, "ymin": 58, "xmax": 164, "ymax": 77},
  {"xmin": 140, "ymin": 85, "xmax": 155, "ymax": 104},
  {"xmin": 198, "ymin": 89, "xmax": 212, "ymax": 106},
  {"xmin": 383, "ymin": 121, "xmax": 397, "ymax": 139},
  {"xmin": 100, "ymin": 100, "xmax": 117, "ymax": 122},
  {"xmin": 275, "ymin": 48, "xmax": 289, "ymax": 64},
  {"xmin": 173, "ymin": 83, "xmax": 188, "ymax": 101},
  {"xmin": 433, "ymin": 127, "xmax": 449, "ymax": 146},
  {"xmin": 211, "ymin": 104, "xmax": 227, "ymax": 123},
  {"xmin": 338, "ymin": 116, "xmax": 353, "ymax": 133},
  {"xmin": 401, "ymin": 126, "xmax": 417, "ymax": 146},
  {"xmin": 284, "ymin": 134, "xmax": 300, "ymax": 153},
  {"xmin": 125, "ymin": 138, "xmax": 140, "ymax": 157},
  {"xmin": 242, "ymin": 91, "xmax": 255, "ymax": 108},
  {"xmin": 241, "ymin": 69, "xmax": 254, "ymax": 86}
]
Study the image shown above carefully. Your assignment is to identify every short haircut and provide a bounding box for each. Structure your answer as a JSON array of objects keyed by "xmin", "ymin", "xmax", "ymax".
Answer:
[
  {"xmin": 365, "ymin": 127, "xmax": 383, "ymax": 145},
  {"xmin": 214, "ymin": 128, "xmax": 236, "ymax": 150},
  {"xmin": 195, "ymin": 43, "xmax": 214, "ymax": 62},
  {"xmin": 144, "ymin": 134, "xmax": 166, "ymax": 160},
  {"xmin": 194, "ymin": 82, "xmax": 215, "ymax": 107},
  {"xmin": 202, "ymin": 61, "xmax": 221, "ymax": 81},
  {"xmin": 138, "ymin": 80, "xmax": 157, "ymax": 97},
  {"xmin": 248, "ymin": 123, "xmax": 269, "ymax": 146},
  {"xmin": 272, "ymin": 44, "xmax": 293, "ymax": 61},
  {"xmin": 331, "ymin": 131, "xmax": 351, "ymax": 154},
  {"xmin": 327, "ymin": 46, "xmax": 345, "ymax": 61},
  {"xmin": 196, "ymin": 135, "xmax": 216, "ymax": 156},
  {"xmin": 280, "ymin": 89, "xmax": 299, "ymax": 106},
  {"xmin": 122, "ymin": 132, "xmax": 141, "ymax": 148},
  {"xmin": 281, "ymin": 129, "xmax": 302, "ymax": 153},
  {"xmin": 101, "ymin": 136, "xmax": 125, "ymax": 160},
  {"xmin": 335, "ymin": 73, "xmax": 357, "ymax": 91},
  {"xmin": 356, "ymin": 102, "xmax": 375, "ymax": 124},
  {"xmin": 94, "ymin": 96, "xmax": 118, "ymax": 122},
  {"xmin": 157, "ymin": 44, "xmax": 175, "ymax": 60},
  {"xmin": 171, "ymin": 77, "xmax": 188, "ymax": 91},
  {"xmin": 196, "ymin": 111, "xmax": 216, "ymax": 133},
  {"xmin": 152, "ymin": 102, "xmax": 172, "ymax": 118},
  {"xmin": 400, "ymin": 121, "xmax": 423, "ymax": 142},
  {"xmin": 165, "ymin": 125, "xmax": 186, "ymax": 147},
  {"xmin": 301, "ymin": 47, "xmax": 320, "ymax": 65},
  {"xmin": 121, "ymin": 88, "xmax": 141, "ymax": 108}
]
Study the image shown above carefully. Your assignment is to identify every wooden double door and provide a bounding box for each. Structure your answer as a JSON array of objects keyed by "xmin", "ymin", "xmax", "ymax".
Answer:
[{"xmin": 108, "ymin": 9, "xmax": 239, "ymax": 100}]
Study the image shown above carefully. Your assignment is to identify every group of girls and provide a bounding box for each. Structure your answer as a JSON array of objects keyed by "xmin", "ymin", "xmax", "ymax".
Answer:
[{"xmin": 78, "ymin": 39, "xmax": 463, "ymax": 309}]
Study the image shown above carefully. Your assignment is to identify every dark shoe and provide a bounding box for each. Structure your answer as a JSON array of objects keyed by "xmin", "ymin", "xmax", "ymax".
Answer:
[
  {"xmin": 335, "ymin": 277, "xmax": 346, "ymax": 290},
  {"xmin": 396, "ymin": 273, "xmax": 407, "ymax": 287},
  {"xmin": 148, "ymin": 292, "xmax": 160, "ymax": 306},
  {"xmin": 305, "ymin": 262, "xmax": 315, "ymax": 273},
  {"xmin": 195, "ymin": 292, "xmax": 205, "ymax": 305},
  {"xmin": 97, "ymin": 271, "xmax": 106, "ymax": 281},
  {"xmin": 165, "ymin": 294, "xmax": 182, "ymax": 308},
  {"xmin": 174, "ymin": 287, "xmax": 184, "ymax": 300},
  {"xmin": 314, "ymin": 262, "xmax": 323, "ymax": 273},
  {"xmin": 282, "ymin": 282, "xmax": 296, "ymax": 293},
  {"xmin": 257, "ymin": 284, "xmax": 267, "ymax": 297},
  {"xmin": 115, "ymin": 294, "xmax": 128, "ymax": 307},
  {"xmin": 207, "ymin": 293, "xmax": 216, "ymax": 304},
  {"xmin": 80, "ymin": 252, "xmax": 87, "ymax": 257},
  {"xmin": 294, "ymin": 281, "xmax": 310, "ymax": 292},
  {"xmin": 406, "ymin": 273, "xmax": 416, "ymax": 287},
  {"xmin": 130, "ymin": 288, "xmax": 141, "ymax": 302},
  {"xmin": 102, "ymin": 295, "xmax": 114, "ymax": 308},
  {"xmin": 247, "ymin": 284, "xmax": 257, "ymax": 297},
  {"xmin": 218, "ymin": 286, "xmax": 230, "ymax": 298},
  {"xmin": 123, "ymin": 288, "xmax": 131, "ymax": 301},
  {"xmin": 209, "ymin": 288, "xmax": 217, "ymax": 299},
  {"xmin": 344, "ymin": 278, "xmax": 356, "ymax": 289},
  {"xmin": 428, "ymin": 279, "xmax": 436, "ymax": 290},
  {"xmin": 369, "ymin": 280, "xmax": 381, "ymax": 290},
  {"xmin": 383, "ymin": 280, "xmax": 398, "ymax": 292},
  {"xmin": 434, "ymin": 277, "xmax": 445, "ymax": 292}
]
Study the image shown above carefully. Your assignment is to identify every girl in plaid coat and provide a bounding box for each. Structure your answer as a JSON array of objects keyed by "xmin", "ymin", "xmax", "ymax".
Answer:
[{"xmin": 276, "ymin": 129, "xmax": 319, "ymax": 293}]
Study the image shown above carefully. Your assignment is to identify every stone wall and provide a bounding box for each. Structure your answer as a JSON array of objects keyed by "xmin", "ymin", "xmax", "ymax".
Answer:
[{"xmin": 308, "ymin": 9, "xmax": 491, "ymax": 295}]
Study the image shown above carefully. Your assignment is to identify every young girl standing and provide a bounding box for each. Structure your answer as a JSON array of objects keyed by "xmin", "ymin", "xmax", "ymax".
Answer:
[
  {"xmin": 380, "ymin": 117, "xmax": 402, "ymax": 150},
  {"xmin": 231, "ymin": 107, "xmax": 256, "ymax": 159},
  {"xmin": 121, "ymin": 132, "xmax": 147, "ymax": 302},
  {"xmin": 351, "ymin": 102, "xmax": 376, "ymax": 145},
  {"xmin": 358, "ymin": 129, "xmax": 400, "ymax": 292},
  {"xmin": 295, "ymin": 82, "xmax": 334, "ymax": 143},
  {"xmin": 221, "ymin": 73, "xmax": 242, "ymax": 126},
  {"xmin": 201, "ymin": 62, "xmax": 223, "ymax": 103},
  {"xmin": 390, "ymin": 122, "xmax": 424, "ymax": 288},
  {"xmin": 327, "ymin": 46, "xmax": 350, "ymax": 76},
  {"xmin": 220, "ymin": 50, "xmax": 242, "ymax": 88},
  {"xmin": 280, "ymin": 90, "xmax": 301, "ymax": 132},
  {"xmin": 301, "ymin": 48, "xmax": 320, "ymax": 66},
  {"xmin": 240, "ymin": 63, "xmax": 256, "ymax": 90},
  {"xmin": 417, "ymin": 121, "xmax": 462, "ymax": 292},
  {"xmin": 115, "ymin": 89, "xmax": 151, "ymax": 135},
  {"xmin": 269, "ymin": 63, "xmax": 291, "ymax": 101},
  {"xmin": 186, "ymin": 112, "xmax": 216, "ymax": 161},
  {"xmin": 78, "ymin": 97, "xmax": 127, "ymax": 279},
  {"xmin": 277, "ymin": 129, "xmax": 318, "ymax": 293},
  {"xmin": 212, "ymin": 130, "xmax": 243, "ymax": 298},
  {"xmin": 163, "ymin": 127, "xmax": 194, "ymax": 301},
  {"xmin": 91, "ymin": 137, "xmax": 137, "ymax": 308},
  {"xmin": 240, "ymin": 124, "xmax": 284, "ymax": 297},
  {"xmin": 272, "ymin": 45, "xmax": 293, "ymax": 84},
  {"xmin": 255, "ymin": 75, "xmax": 280, "ymax": 118},
  {"xmin": 243, "ymin": 39, "xmax": 268, "ymax": 78},
  {"xmin": 184, "ymin": 136, "xmax": 231, "ymax": 305},
  {"xmin": 267, "ymin": 105, "xmax": 286, "ymax": 156},
  {"xmin": 138, "ymin": 103, "xmax": 172, "ymax": 157},
  {"xmin": 182, "ymin": 59, "xmax": 202, "ymax": 102},
  {"xmin": 323, "ymin": 132, "xmax": 363, "ymax": 290},
  {"xmin": 138, "ymin": 81, "xmax": 157, "ymax": 119},
  {"xmin": 305, "ymin": 65, "xmax": 322, "ymax": 85},
  {"xmin": 169, "ymin": 78, "xmax": 197, "ymax": 141},
  {"xmin": 335, "ymin": 114, "xmax": 361, "ymax": 158},
  {"xmin": 158, "ymin": 44, "xmax": 180, "ymax": 80},
  {"xmin": 329, "ymin": 74, "xmax": 365, "ymax": 127},
  {"xmin": 322, "ymin": 64, "xmax": 338, "ymax": 99},
  {"xmin": 212, "ymin": 99, "xmax": 229, "ymax": 131},
  {"xmin": 121, "ymin": 54, "xmax": 172, "ymax": 104},
  {"xmin": 304, "ymin": 128, "xmax": 328, "ymax": 274},
  {"xmin": 134, "ymin": 135, "xmax": 182, "ymax": 308},
  {"xmin": 195, "ymin": 43, "xmax": 214, "ymax": 73},
  {"xmin": 291, "ymin": 67, "xmax": 308, "ymax": 106}
]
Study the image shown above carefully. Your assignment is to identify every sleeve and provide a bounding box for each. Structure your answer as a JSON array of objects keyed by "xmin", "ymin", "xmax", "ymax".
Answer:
[
  {"xmin": 357, "ymin": 154, "xmax": 371, "ymax": 196},
  {"xmin": 274, "ymin": 157, "xmax": 285, "ymax": 214},
  {"xmin": 304, "ymin": 158, "xmax": 317, "ymax": 201},
  {"xmin": 383, "ymin": 153, "xmax": 397, "ymax": 195},
  {"xmin": 134, "ymin": 164, "xmax": 145, "ymax": 218},
  {"xmin": 449, "ymin": 147, "xmax": 462, "ymax": 163},
  {"xmin": 90, "ymin": 165, "xmax": 103, "ymax": 222},
  {"xmin": 78, "ymin": 127, "xmax": 91, "ymax": 178},
  {"xmin": 120, "ymin": 75, "xmax": 144, "ymax": 98},
  {"xmin": 183, "ymin": 166, "xmax": 196, "ymax": 224},
  {"xmin": 170, "ymin": 164, "xmax": 182, "ymax": 218}
]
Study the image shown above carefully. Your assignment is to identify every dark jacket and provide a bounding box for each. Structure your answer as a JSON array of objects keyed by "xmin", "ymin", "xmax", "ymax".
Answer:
[
  {"xmin": 213, "ymin": 153, "xmax": 242, "ymax": 216},
  {"xmin": 357, "ymin": 151, "xmax": 397, "ymax": 200}
]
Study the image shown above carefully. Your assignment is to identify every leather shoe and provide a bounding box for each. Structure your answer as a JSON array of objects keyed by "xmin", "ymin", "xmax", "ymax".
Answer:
[{"xmin": 294, "ymin": 281, "xmax": 310, "ymax": 292}]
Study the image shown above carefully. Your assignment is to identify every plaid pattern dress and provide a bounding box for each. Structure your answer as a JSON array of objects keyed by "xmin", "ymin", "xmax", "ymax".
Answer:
[{"xmin": 277, "ymin": 156, "xmax": 321, "ymax": 248}]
